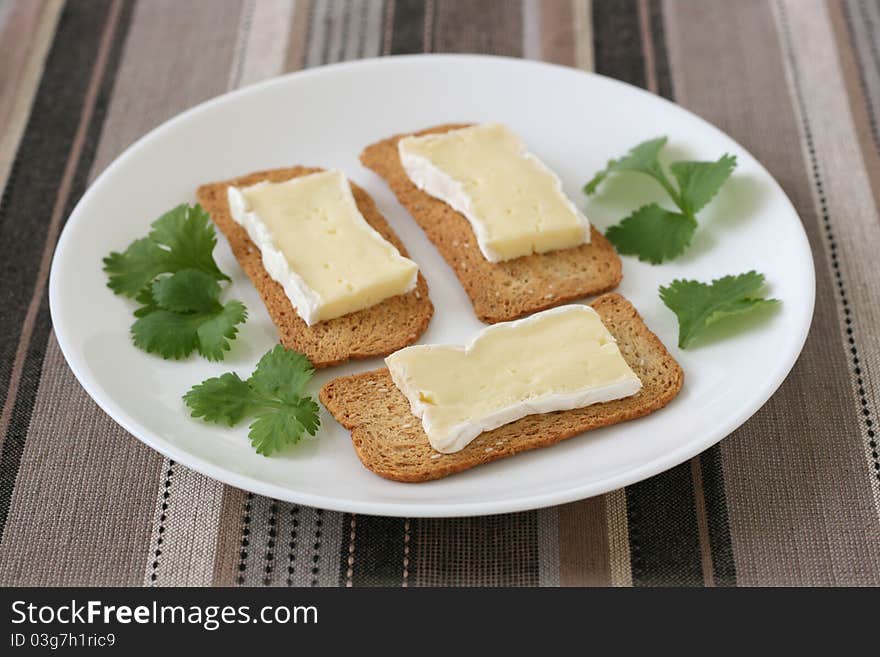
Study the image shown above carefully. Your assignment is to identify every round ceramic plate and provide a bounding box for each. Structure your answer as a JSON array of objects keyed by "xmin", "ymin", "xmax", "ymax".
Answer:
[{"xmin": 50, "ymin": 55, "xmax": 814, "ymax": 517}]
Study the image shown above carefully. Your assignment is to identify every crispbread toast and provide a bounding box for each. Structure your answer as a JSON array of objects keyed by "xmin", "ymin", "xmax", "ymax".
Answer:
[
  {"xmin": 319, "ymin": 293, "xmax": 683, "ymax": 482},
  {"xmin": 197, "ymin": 167, "xmax": 433, "ymax": 368},
  {"xmin": 360, "ymin": 124, "xmax": 622, "ymax": 324}
]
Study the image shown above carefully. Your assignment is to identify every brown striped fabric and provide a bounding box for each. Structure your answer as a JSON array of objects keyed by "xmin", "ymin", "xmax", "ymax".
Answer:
[{"xmin": 0, "ymin": 0, "xmax": 877, "ymax": 587}]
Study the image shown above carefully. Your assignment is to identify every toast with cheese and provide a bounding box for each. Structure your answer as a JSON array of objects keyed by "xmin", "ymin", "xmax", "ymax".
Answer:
[
  {"xmin": 320, "ymin": 293, "xmax": 683, "ymax": 482},
  {"xmin": 360, "ymin": 124, "xmax": 622, "ymax": 324},
  {"xmin": 197, "ymin": 167, "xmax": 433, "ymax": 368}
]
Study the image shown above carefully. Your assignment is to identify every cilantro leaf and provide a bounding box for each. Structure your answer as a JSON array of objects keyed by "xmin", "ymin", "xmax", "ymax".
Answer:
[
  {"xmin": 605, "ymin": 203, "xmax": 697, "ymax": 264},
  {"xmin": 183, "ymin": 345, "xmax": 321, "ymax": 457},
  {"xmin": 103, "ymin": 238, "xmax": 171, "ymax": 297},
  {"xmin": 152, "ymin": 269, "xmax": 222, "ymax": 313},
  {"xmin": 249, "ymin": 400, "xmax": 319, "ymax": 456},
  {"xmin": 131, "ymin": 302, "xmax": 247, "ymax": 362},
  {"xmin": 131, "ymin": 270, "xmax": 247, "ymax": 361},
  {"xmin": 670, "ymin": 155, "xmax": 737, "ymax": 216},
  {"xmin": 105, "ymin": 204, "xmax": 247, "ymax": 361},
  {"xmin": 584, "ymin": 137, "xmax": 678, "ymax": 200},
  {"xmin": 103, "ymin": 203, "xmax": 228, "ymax": 298},
  {"xmin": 250, "ymin": 344, "xmax": 315, "ymax": 403},
  {"xmin": 148, "ymin": 204, "xmax": 229, "ymax": 282},
  {"xmin": 183, "ymin": 372, "xmax": 255, "ymax": 426},
  {"xmin": 659, "ymin": 271, "xmax": 779, "ymax": 348},
  {"xmin": 195, "ymin": 300, "xmax": 248, "ymax": 361},
  {"xmin": 584, "ymin": 138, "xmax": 737, "ymax": 263},
  {"xmin": 131, "ymin": 309, "xmax": 202, "ymax": 360}
]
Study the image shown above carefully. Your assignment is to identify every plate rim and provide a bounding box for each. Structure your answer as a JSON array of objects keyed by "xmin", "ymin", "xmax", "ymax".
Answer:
[{"xmin": 49, "ymin": 53, "xmax": 816, "ymax": 517}]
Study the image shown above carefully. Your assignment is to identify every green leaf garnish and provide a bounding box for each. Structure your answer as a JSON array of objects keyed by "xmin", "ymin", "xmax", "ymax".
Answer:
[
  {"xmin": 585, "ymin": 137, "xmax": 736, "ymax": 263},
  {"xmin": 103, "ymin": 204, "xmax": 228, "ymax": 297},
  {"xmin": 104, "ymin": 204, "xmax": 246, "ymax": 361},
  {"xmin": 604, "ymin": 203, "xmax": 696, "ymax": 265},
  {"xmin": 183, "ymin": 345, "xmax": 321, "ymax": 456},
  {"xmin": 659, "ymin": 271, "xmax": 779, "ymax": 348},
  {"xmin": 131, "ymin": 270, "xmax": 246, "ymax": 361}
]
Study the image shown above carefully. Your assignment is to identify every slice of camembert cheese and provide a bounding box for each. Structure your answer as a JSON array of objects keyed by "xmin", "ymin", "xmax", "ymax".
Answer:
[
  {"xmin": 385, "ymin": 305, "xmax": 641, "ymax": 453},
  {"xmin": 398, "ymin": 123, "xmax": 591, "ymax": 262},
  {"xmin": 228, "ymin": 169, "xmax": 419, "ymax": 325}
]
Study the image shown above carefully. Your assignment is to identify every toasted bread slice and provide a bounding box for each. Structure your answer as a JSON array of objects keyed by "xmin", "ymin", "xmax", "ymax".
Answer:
[
  {"xmin": 320, "ymin": 293, "xmax": 683, "ymax": 482},
  {"xmin": 360, "ymin": 124, "xmax": 622, "ymax": 324},
  {"xmin": 197, "ymin": 167, "xmax": 433, "ymax": 368}
]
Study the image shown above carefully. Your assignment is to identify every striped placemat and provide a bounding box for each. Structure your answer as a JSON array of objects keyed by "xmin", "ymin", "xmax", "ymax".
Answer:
[{"xmin": 0, "ymin": 0, "xmax": 877, "ymax": 586}]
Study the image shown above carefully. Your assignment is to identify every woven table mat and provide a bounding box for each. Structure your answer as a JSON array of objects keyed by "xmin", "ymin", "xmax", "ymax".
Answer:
[{"xmin": 0, "ymin": 0, "xmax": 878, "ymax": 587}]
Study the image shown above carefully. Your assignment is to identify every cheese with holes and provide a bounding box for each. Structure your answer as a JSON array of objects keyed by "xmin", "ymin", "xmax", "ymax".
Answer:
[
  {"xmin": 398, "ymin": 123, "xmax": 591, "ymax": 262},
  {"xmin": 385, "ymin": 305, "xmax": 641, "ymax": 453},
  {"xmin": 228, "ymin": 170, "xmax": 418, "ymax": 325}
]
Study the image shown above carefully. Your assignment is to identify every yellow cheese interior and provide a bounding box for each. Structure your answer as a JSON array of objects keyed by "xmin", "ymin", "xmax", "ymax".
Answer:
[
  {"xmin": 400, "ymin": 124, "xmax": 588, "ymax": 260},
  {"xmin": 242, "ymin": 171, "xmax": 417, "ymax": 323},
  {"xmin": 386, "ymin": 305, "xmax": 640, "ymax": 452}
]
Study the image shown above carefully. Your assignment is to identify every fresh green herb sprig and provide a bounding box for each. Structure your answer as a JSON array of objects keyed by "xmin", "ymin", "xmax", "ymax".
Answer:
[
  {"xmin": 660, "ymin": 271, "xmax": 779, "ymax": 348},
  {"xmin": 585, "ymin": 137, "xmax": 737, "ymax": 264},
  {"xmin": 184, "ymin": 345, "xmax": 321, "ymax": 456},
  {"xmin": 103, "ymin": 204, "xmax": 247, "ymax": 361}
]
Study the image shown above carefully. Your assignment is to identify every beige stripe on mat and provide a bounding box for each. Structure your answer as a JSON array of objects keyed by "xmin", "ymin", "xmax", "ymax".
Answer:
[
  {"xmin": 88, "ymin": 0, "xmax": 243, "ymax": 172},
  {"xmin": 605, "ymin": 488, "xmax": 632, "ymax": 587},
  {"xmin": 84, "ymin": 0, "xmax": 244, "ymax": 586},
  {"xmin": 558, "ymin": 497, "xmax": 612, "ymax": 586},
  {"xmin": 285, "ymin": 0, "xmax": 312, "ymax": 71},
  {"xmin": 432, "ymin": 0, "xmax": 523, "ymax": 55},
  {"xmin": 143, "ymin": 464, "xmax": 226, "ymax": 586},
  {"xmin": 665, "ymin": 0, "xmax": 880, "ymax": 585},
  {"xmin": 0, "ymin": 336, "xmax": 162, "ymax": 586},
  {"xmin": 827, "ymin": 0, "xmax": 880, "ymax": 221},
  {"xmin": 535, "ymin": 0, "xmax": 576, "ymax": 67},
  {"xmin": 777, "ymin": 0, "xmax": 880, "ymax": 517},
  {"xmin": 571, "ymin": 0, "xmax": 593, "ymax": 72},
  {"xmin": 0, "ymin": 0, "xmax": 62, "ymax": 196}
]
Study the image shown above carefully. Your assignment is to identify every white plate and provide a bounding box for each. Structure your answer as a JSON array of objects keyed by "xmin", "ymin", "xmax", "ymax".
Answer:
[{"xmin": 50, "ymin": 55, "xmax": 814, "ymax": 517}]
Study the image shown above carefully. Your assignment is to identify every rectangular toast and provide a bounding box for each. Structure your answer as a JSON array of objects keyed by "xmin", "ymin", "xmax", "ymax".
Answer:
[
  {"xmin": 197, "ymin": 167, "xmax": 433, "ymax": 368},
  {"xmin": 360, "ymin": 124, "xmax": 623, "ymax": 324},
  {"xmin": 320, "ymin": 293, "xmax": 683, "ymax": 482}
]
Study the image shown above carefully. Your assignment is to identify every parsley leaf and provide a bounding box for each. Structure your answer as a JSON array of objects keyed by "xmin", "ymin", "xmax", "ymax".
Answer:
[
  {"xmin": 585, "ymin": 138, "xmax": 736, "ymax": 263},
  {"xmin": 659, "ymin": 271, "xmax": 779, "ymax": 348},
  {"xmin": 103, "ymin": 204, "xmax": 228, "ymax": 298},
  {"xmin": 605, "ymin": 203, "xmax": 696, "ymax": 265},
  {"xmin": 183, "ymin": 345, "xmax": 321, "ymax": 456},
  {"xmin": 131, "ymin": 269, "xmax": 247, "ymax": 361}
]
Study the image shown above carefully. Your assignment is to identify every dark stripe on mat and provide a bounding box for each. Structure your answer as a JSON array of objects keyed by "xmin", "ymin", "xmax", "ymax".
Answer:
[
  {"xmin": 647, "ymin": 0, "xmax": 673, "ymax": 99},
  {"xmin": 593, "ymin": 0, "xmax": 646, "ymax": 88},
  {"xmin": 625, "ymin": 463, "xmax": 702, "ymax": 586},
  {"xmin": 700, "ymin": 446, "xmax": 736, "ymax": 586},
  {"xmin": 389, "ymin": 0, "xmax": 427, "ymax": 54},
  {"xmin": 339, "ymin": 513, "xmax": 408, "ymax": 587},
  {"xmin": 0, "ymin": 0, "xmax": 135, "ymax": 541}
]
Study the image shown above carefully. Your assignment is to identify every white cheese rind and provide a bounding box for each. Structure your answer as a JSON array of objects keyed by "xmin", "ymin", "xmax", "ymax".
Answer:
[
  {"xmin": 398, "ymin": 124, "xmax": 591, "ymax": 263},
  {"xmin": 386, "ymin": 305, "xmax": 642, "ymax": 453},
  {"xmin": 228, "ymin": 170, "xmax": 418, "ymax": 326}
]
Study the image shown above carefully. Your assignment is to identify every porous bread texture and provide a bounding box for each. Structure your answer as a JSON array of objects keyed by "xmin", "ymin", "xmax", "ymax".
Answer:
[
  {"xmin": 197, "ymin": 167, "xmax": 433, "ymax": 368},
  {"xmin": 320, "ymin": 293, "xmax": 684, "ymax": 482},
  {"xmin": 360, "ymin": 124, "xmax": 623, "ymax": 323}
]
